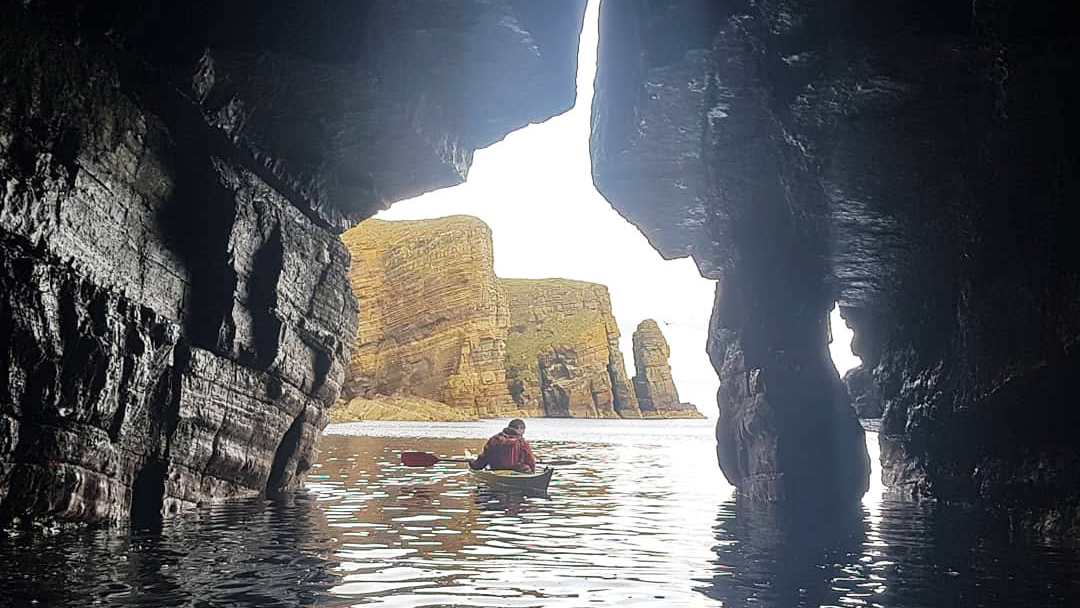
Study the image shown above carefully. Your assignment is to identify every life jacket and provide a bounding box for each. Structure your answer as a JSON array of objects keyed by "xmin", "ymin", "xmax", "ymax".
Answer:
[{"xmin": 470, "ymin": 427, "xmax": 535, "ymax": 472}]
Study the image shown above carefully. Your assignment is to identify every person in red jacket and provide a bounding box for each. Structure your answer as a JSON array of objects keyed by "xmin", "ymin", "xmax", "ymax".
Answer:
[{"xmin": 469, "ymin": 419, "xmax": 536, "ymax": 473}]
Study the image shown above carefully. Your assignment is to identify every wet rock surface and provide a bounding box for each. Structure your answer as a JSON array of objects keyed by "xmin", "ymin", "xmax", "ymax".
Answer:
[
  {"xmin": 1, "ymin": 1, "xmax": 585, "ymax": 524},
  {"xmin": 843, "ymin": 366, "xmax": 882, "ymax": 420},
  {"xmin": 592, "ymin": 0, "xmax": 869, "ymax": 503},
  {"xmin": 631, "ymin": 320, "xmax": 703, "ymax": 418},
  {"xmin": 591, "ymin": 0, "xmax": 1080, "ymax": 534}
]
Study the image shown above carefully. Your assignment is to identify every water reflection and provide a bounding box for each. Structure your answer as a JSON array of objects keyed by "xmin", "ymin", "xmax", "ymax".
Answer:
[
  {"xmin": 0, "ymin": 495, "xmax": 346, "ymax": 607},
  {"xmin": 2, "ymin": 419, "xmax": 1080, "ymax": 607},
  {"xmin": 310, "ymin": 423, "xmax": 724, "ymax": 607},
  {"xmin": 474, "ymin": 487, "xmax": 543, "ymax": 516},
  {"xmin": 700, "ymin": 498, "xmax": 870, "ymax": 607},
  {"xmin": 698, "ymin": 430, "xmax": 1080, "ymax": 607}
]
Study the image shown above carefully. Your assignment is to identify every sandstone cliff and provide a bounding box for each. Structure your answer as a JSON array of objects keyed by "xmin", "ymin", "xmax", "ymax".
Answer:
[
  {"xmin": 341, "ymin": 216, "xmax": 519, "ymax": 418},
  {"xmin": 1, "ymin": 0, "xmax": 585, "ymax": 525},
  {"xmin": 631, "ymin": 320, "xmax": 703, "ymax": 418},
  {"xmin": 338, "ymin": 220, "xmax": 650, "ymax": 421},
  {"xmin": 503, "ymin": 279, "xmax": 640, "ymax": 418},
  {"xmin": 330, "ymin": 396, "xmax": 478, "ymax": 423}
]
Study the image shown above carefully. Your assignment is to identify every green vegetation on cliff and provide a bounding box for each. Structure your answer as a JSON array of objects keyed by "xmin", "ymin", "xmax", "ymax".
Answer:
[
  {"xmin": 330, "ymin": 396, "xmax": 479, "ymax": 422},
  {"xmin": 504, "ymin": 310, "xmax": 603, "ymax": 383}
]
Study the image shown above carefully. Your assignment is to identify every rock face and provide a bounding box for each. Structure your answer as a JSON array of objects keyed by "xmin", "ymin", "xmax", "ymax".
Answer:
[
  {"xmin": 503, "ymin": 279, "xmax": 641, "ymax": 418},
  {"xmin": 632, "ymin": 320, "xmax": 703, "ymax": 418},
  {"xmin": 340, "ymin": 216, "xmax": 517, "ymax": 417},
  {"xmin": 843, "ymin": 367, "xmax": 882, "ymax": 420},
  {"xmin": 1, "ymin": 1, "xmax": 585, "ymax": 525},
  {"xmin": 339, "ymin": 219, "xmax": 656, "ymax": 421},
  {"xmin": 592, "ymin": 0, "xmax": 1080, "ymax": 535},
  {"xmin": 591, "ymin": 0, "xmax": 869, "ymax": 503}
]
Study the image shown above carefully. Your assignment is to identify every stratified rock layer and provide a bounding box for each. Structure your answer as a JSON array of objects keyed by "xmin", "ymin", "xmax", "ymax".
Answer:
[
  {"xmin": 503, "ymin": 279, "xmax": 640, "ymax": 418},
  {"xmin": 632, "ymin": 320, "xmax": 703, "ymax": 418},
  {"xmin": 592, "ymin": 0, "xmax": 1080, "ymax": 536},
  {"xmin": 341, "ymin": 217, "xmax": 518, "ymax": 417},
  {"xmin": 1, "ymin": 1, "xmax": 585, "ymax": 525}
]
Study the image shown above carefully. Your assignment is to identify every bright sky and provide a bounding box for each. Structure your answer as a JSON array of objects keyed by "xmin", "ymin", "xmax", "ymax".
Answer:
[
  {"xmin": 376, "ymin": 0, "xmax": 861, "ymax": 418},
  {"xmin": 829, "ymin": 305, "xmax": 862, "ymax": 376}
]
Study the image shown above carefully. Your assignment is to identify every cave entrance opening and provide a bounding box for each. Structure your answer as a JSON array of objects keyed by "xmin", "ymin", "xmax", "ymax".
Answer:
[
  {"xmin": 828, "ymin": 304, "xmax": 861, "ymax": 376},
  {"xmin": 351, "ymin": 0, "xmax": 720, "ymax": 419},
  {"xmin": 342, "ymin": 0, "xmax": 859, "ymax": 422}
]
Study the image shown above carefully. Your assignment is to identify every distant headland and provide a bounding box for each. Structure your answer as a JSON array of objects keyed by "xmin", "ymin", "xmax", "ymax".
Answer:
[{"xmin": 335, "ymin": 215, "xmax": 703, "ymax": 421}]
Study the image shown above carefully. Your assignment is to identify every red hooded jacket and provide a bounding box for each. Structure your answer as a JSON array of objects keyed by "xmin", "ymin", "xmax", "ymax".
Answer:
[{"xmin": 469, "ymin": 427, "xmax": 535, "ymax": 473}]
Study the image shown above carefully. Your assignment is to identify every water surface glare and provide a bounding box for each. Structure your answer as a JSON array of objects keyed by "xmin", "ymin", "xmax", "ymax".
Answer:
[{"xmin": 2, "ymin": 418, "xmax": 1080, "ymax": 607}]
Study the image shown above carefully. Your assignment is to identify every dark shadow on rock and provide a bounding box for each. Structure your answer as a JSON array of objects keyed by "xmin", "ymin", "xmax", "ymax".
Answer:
[
  {"xmin": 155, "ymin": 150, "xmax": 237, "ymax": 352},
  {"xmin": 247, "ymin": 223, "xmax": 285, "ymax": 369},
  {"xmin": 266, "ymin": 411, "xmax": 306, "ymax": 494},
  {"xmin": 129, "ymin": 459, "xmax": 167, "ymax": 529}
]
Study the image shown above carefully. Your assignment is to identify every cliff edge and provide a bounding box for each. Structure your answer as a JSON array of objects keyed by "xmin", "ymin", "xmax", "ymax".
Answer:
[{"xmin": 340, "ymin": 216, "xmax": 518, "ymax": 418}]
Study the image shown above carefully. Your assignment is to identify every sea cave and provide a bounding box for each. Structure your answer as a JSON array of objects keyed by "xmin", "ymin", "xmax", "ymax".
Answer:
[{"xmin": 2, "ymin": 0, "xmax": 1079, "ymax": 605}]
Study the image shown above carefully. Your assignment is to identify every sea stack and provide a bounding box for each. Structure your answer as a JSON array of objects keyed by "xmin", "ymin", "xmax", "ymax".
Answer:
[{"xmin": 632, "ymin": 320, "xmax": 703, "ymax": 418}]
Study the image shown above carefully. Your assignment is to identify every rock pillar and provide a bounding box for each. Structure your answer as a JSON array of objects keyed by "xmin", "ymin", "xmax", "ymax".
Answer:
[{"xmin": 632, "ymin": 320, "xmax": 703, "ymax": 418}]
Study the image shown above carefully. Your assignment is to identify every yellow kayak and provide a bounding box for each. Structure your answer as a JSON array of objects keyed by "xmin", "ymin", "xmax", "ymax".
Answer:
[
  {"xmin": 470, "ymin": 467, "xmax": 554, "ymax": 492},
  {"xmin": 462, "ymin": 448, "xmax": 554, "ymax": 492}
]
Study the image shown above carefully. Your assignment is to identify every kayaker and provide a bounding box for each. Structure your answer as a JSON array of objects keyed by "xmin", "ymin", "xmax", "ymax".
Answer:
[{"xmin": 469, "ymin": 419, "xmax": 536, "ymax": 473}]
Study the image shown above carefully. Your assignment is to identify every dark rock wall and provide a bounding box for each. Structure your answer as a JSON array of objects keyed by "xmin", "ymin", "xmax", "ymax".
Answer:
[
  {"xmin": 1, "ymin": 0, "xmax": 585, "ymax": 524},
  {"xmin": 592, "ymin": 0, "xmax": 869, "ymax": 502},
  {"xmin": 592, "ymin": 0, "xmax": 1080, "ymax": 535},
  {"xmin": 842, "ymin": 366, "xmax": 881, "ymax": 420}
]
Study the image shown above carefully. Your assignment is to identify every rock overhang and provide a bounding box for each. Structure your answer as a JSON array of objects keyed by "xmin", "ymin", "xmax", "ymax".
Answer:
[
  {"xmin": 589, "ymin": 0, "xmax": 1080, "ymax": 538},
  {"xmin": 0, "ymin": 0, "xmax": 589, "ymax": 525},
  {"xmin": 33, "ymin": 0, "xmax": 589, "ymax": 231}
]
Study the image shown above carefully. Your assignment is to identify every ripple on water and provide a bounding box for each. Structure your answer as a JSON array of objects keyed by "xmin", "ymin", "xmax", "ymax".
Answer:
[{"xmin": 2, "ymin": 420, "xmax": 1080, "ymax": 607}]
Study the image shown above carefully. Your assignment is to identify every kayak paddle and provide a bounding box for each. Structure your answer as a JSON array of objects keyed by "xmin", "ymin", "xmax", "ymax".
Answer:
[
  {"xmin": 400, "ymin": 451, "xmax": 576, "ymax": 467},
  {"xmin": 401, "ymin": 452, "xmax": 471, "ymax": 467}
]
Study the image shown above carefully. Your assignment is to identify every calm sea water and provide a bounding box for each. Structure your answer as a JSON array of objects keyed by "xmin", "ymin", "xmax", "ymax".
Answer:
[{"xmin": 2, "ymin": 418, "xmax": 1080, "ymax": 607}]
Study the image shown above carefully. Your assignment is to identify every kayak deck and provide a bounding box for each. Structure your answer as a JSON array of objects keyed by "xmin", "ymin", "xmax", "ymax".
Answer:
[{"xmin": 471, "ymin": 467, "xmax": 553, "ymax": 492}]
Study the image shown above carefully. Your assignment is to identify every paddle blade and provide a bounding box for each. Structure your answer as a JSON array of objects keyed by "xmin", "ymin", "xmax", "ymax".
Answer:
[{"xmin": 401, "ymin": 451, "xmax": 440, "ymax": 467}]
